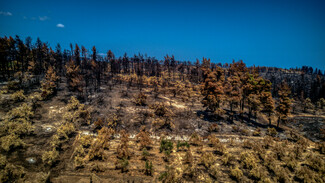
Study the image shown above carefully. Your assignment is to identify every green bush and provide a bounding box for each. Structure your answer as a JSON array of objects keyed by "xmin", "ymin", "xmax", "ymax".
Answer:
[
  {"xmin": 57, "ymin": 122, "xmax": 75, "ymax": 140},
  {"xmin": 88, "ymin": 140, "xmax": 106, "ymax": 161},
  {"xmin": 0, "ymin": 134, "xmax": 25, "ymax": 151},
  {"xmin": 230, "ymin": 166, "xmax": 243, "ymax": 181},
  {"xmin": 5, "ymin": 118, "xmax": 33, "ymax": 136},
  {"xmin": 200, "ymin": 152, "xmax": 216, "ymax": 169},
  {"xmin": 243, "ymin": 140, "xmax": 254, "ymax": 149},
  {"xmin": 145, "ymin": 160, "xmax": 153, "ymax": 176},
  {"xmin": 135, "ymin": 92, "xmax": 147, "ymax": 106},
  {"xmin": 42, "ymin": 148, "xmax": 59, "ymax": 166},
  {"xmin": 116, "ymin": 158, "xmax": 129, "ymax": 173},
  {"xmin": 11, "ymin": 90, "xmax": 26, "ymax": 102},
  {"xmin": 0, "ymin": 162, "xmax": 25, "ymax": 182},
  {"xmin": 221, "ymin": 152, "xmax": 236, "ymax": 166},
  {"xmin": 209, "ymin": 164, "xmax": 220, "ymax": 179},
  {"xmin": 267, "ymin": 127, "xmax": 277, "ymax": 137},
  {"xmin": 249, "ymin": 166, "xmax": 267, "ymax": 181},
  {"xmin": 142, "ymin": 147, "xmax": 149, "ymax": 160},
  {"xmin": 214, "ymin": 141, "xmax": 226, "ymax": 155},
  {"xmin": 295, "ymin": 166, "xmax": 323, "ymax": 183},
  {"xmin": 176, "ymin": 141, "xmax": 189, "ymax": 151},
  {"xmin": 253, "ymin": 128, "xmax": 261, "ymax": 136},
  {"xmin": 7, "ymin": 103, "xmax": 33, "ymax": 120},
  {"xmin": 273, "ymin": 143, "xmax": 286, "ymax": 160},
  {"xmin": 240, "ymin": 152, "xmax": 258, "ymax": 170},
  {"xmin": 160, "ymin": 139, "xmax": 173, "ymax": 154},
  {"xmin": 79, "ymin": 135, "xmax": 93, "ymax": 148},
  {"xmin": 306, "ymin": 153, "xmax": 325, "ymax": 173},
  {"xmin": 263, "ymin": 136, "xmax": 274, "ymax": 149},
  {"xmin": 274, "ymin": 167, "xmax": 291, "ymax": 183},
  {"xmin": 284, "ymin": 153, "xmax": 297, "ymax": 171}
]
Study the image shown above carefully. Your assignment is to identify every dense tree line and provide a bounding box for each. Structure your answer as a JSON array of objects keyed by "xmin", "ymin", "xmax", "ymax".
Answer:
[{"xmin": 1, "ymin": 35, "xmax": 325, "ymax": 126}]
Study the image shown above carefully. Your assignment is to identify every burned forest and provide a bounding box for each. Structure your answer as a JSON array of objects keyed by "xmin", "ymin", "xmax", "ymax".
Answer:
[{"xmin": 0, "ymin": 36, "xmax": 325, "ymax": 183}]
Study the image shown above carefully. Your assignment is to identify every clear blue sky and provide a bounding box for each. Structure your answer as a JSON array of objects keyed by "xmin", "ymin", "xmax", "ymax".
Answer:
[{"xmin": 0, "ymin": 0, "xmax": 324, "ymax": 70}]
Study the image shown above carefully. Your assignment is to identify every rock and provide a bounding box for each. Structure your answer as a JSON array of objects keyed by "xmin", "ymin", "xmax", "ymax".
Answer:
[{"xmin": 26, "ymin": 157, "xmax": 37, "ymax": 164}]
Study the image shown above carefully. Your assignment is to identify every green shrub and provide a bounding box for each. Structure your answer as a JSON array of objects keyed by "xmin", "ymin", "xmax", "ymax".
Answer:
[
  {"xmin": 207, "ymin": 134, "xmax": 219, "ymax": 146},
  {"xmin": 135, "ymin": 92, "xmax": 147, "ymax": 106},
  {"xmin": 5, "ymin": 118, "xmax": 33, "ymax": 136},
  {"xmin": 42, "ymin": 148, "xmax": 59, "ymax": 166},
  {"xmin": 274, "ymin": 167, "xmax": 291, "ymax": 183},
  {"xmin": 273, "ymin": 143, "xmax": 286, "ymax": 160},
  {"xmin": 7, "ymin": 103, "xmax": 33, "ymax": 120},
  {"xmin": 240, "ymin": 152, "xmax": 258, "ymax": 170},
  {"xmin": 57, "ymin": 122, "xmax": 75, "ymax": 140},
  {"xmin": 249, "ymin": 166, "xmax": 267, "ymax": 180},
  {"xmin": 221, "ymin": 152, "xmax": 236, "ymax": 166},
  {"xmin": 292, "ymin": 144, "xmax": 303, "ymax": 159},
  {"xmin": 0, "ymin": 162, "xmax": 25, "ymax": 182},
  {"xmin": 263, "ymin": 136, "xmax": 273, "ymax": 149},
  {"xmin": 74, "ymin": 156, "xmax": 85, "ymax": 169},
  {"xmin": 0, "ymin": 134, "xmax": 25, "ymax": 151},
  {"xmin": 243, "ymin": 139, "xmax": 254, "ymax": 149},
  {"xmin": 117, "ymin": 130, "xmax": 130, "ymax": 159},
  {"xmin": 176, "ymin": 141, "xmax": 189, "ymax": 151},
  {"xmin": 145, "ymin": 160, "xmax": 153, "ymax": 176},
  {"xmin": 209, "ymin": 164, "xmax": 220, "ymax": 179},
  {"xmin": 116, "ymin": 158, "xmax": 129, "ymax": 173},
  {"xmin": 200, "ymin": 152, "xmax": 216, "ymax": 169},
  {"xmin": 230, "ymin": 166, "xmax": 243, "ymax": 181},
  {"xmin": 306, "ymin": 153, "xmax": 325, "ymax": 173},
  {"xmin": 74, "ymin": 145, "xmax": 86, "ymax": 168},
  {"xmin": 11, "ymin": 90, "xmax": 26, "ymax": 102},
  {"xmin": 267, "ymin": 127, "xmax": 277, "ymax": 137},
  {"xmin": 253, "ymin": 128, "xmax": 261, "ymax": 136},
  {"xmin": 67, "ymin": 96, "xmax": 80, "ymax": 111},
  {"xmin": 160, "ymin": 139, "xmax": 173, "ymax": 154},
  {"xmin": 284, "ymin": 153, "xmax": 297, "ymax": 171},
  {"xmin": 295, "ymin": 166, "xmax": 323, "ymax": 183},
  {"xmin": 158, "ymin": 165, "xmax": 181, "ymax": 182},
  {"xmin": 79, "ymin": 135, "xmax": 93, "ymax": 148},
  {"xmin": 142, "ymin": 147, "xmax": 149, "ymax": 160},
  {"xmin": 183, "ymin": 148, "xmax": 194, "ymax": 165},
  {"xmin": 297, "ymin": 137, "xmax": 309, "ymax": 151},
  {"xmin": 88, "ymin": 140, "xmax": 106, "ymax": 161}
]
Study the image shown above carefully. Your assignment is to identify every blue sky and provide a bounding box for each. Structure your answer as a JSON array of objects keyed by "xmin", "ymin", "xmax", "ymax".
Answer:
[{"xmin": 0, "ymin": 0, "xmax": 324, "ymax": 70}]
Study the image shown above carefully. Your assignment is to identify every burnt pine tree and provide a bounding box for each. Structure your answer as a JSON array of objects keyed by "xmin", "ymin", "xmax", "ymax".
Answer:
[
  {"xmin": 65, "ymin": 60, "xmax": 83, "ymax": 96},
  {"xmin": 260, "ymin": 90, "xmax": 275, "ymax": 126},
  {"xmin": 201, "ymin": 58, "xmax": 225, "ymax": 117},
  {"xmin": 224, "ymin": 74, "xmax": 241, "ymax": 122},
  {"xmin": 276, "ymin": 82, "xmax": 292, "ymax": 128},
  {"xmin": 74, "ymin": 44, "xmax": 81, "ymax": 66}
]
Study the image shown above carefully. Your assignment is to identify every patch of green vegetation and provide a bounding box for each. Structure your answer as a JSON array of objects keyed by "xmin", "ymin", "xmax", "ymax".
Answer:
[
  {"xmin": 145, "ymin": 160, "xmax": 153, "ymax": 176},
  {"xmin": 230, "ymin": 166, "xmax": 243, "ymax": 181},
  {"xmin": 176, "ymin": 141, "xmax": 189, "ymax": 151},
  {"xmin": 42, "ymin": 148, "xmax": 59, "ymax": 166},
  {"xmin": 11, "ymin": 90, "xmax": 26, "ymax": 102}
]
